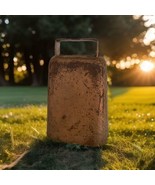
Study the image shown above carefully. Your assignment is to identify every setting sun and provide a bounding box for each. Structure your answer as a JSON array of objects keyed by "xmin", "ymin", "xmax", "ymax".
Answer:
[{"xmin": 140, "ymin": 61, "xmax": 154, "ymax": 72}]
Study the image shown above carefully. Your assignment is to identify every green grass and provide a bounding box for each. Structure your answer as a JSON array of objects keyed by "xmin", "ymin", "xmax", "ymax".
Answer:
[
  {"xmin": 0, "ymin": 87, "xmax": 47, "ymax": 107},
  {"xmin": 107, "ymin": 87, "xmax": 155, "ymax": 170},
  {"xmin": 0, "ymin": 86, "xmax": 155, "ymax": 170}
]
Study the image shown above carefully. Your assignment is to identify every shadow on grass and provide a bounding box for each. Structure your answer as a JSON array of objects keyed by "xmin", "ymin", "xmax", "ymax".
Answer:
[
  {"xmin": 145, "ymin": 159, "xmax": 155, "ymax": 170},
  {"xmin": 10, "ymin": 139, "xmax": 104, "ymax": 170},
  {"xmin": 110, "ymin": 87, "xmax": 129, "ymax": 98}
]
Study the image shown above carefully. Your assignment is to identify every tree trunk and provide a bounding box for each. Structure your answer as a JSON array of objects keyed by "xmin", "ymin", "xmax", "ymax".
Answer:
[
  {"xmin": 24, "ymin": 51, "xmax": 32, "ymax": 85},
  {"xmin": 32, "ymin": 50, "xmax": 40, "ymax": 86},
  {"xmin": 0, "ymin": 46, "xmax": 7, "ymax": 86},
  {"xmin": 8, "ymin": 46, "xmax": 14, "ymax": 85},
  {"xmin": 42, "ymin": 50, "xmax": 50, "ymax": 86}
]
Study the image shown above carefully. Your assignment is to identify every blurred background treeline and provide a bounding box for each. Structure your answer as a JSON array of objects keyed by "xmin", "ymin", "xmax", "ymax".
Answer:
[{"xmin": 0, "ymin": 15, "xmax": 155, "ymax": 86}]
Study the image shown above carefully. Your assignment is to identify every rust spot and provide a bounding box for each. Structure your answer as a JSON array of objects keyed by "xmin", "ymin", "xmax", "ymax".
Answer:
[
  {"xmin": 84, "ymin": 72, "xmax": 89, "ymax": 76},
  {"xmin": 84, "ymin": 136, "xmax": 95, "ymax": 146},
  {"xmin": 83, "ymin": 82, "xmax": 90, "ymax": 89},
  {"xmin": 50, "ymin": 57, "xmax": 101, "ymax": 78},
  {"xmin": 62, "ymin": 115, "xmax": 66, "ymax": 119},
  {"xmin": 68, "ymin": 121, "xmax": 81, "ymax": 131},
  {"xmin": 96, "ymin": 110, "xmax": 99, "ymax": 114},
  {"xmin": 67, "ymin": 62, "xmax": 101, "ymax": 78}
]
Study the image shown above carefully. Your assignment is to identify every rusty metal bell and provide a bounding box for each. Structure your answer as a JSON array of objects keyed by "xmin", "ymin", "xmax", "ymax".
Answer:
[{"xmin": 47, "ymin": 38, "xmax": 108, "ymax": 147}]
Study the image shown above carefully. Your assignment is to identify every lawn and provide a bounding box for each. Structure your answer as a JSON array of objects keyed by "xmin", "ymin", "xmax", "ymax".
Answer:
[
  {"xmin": 0, "ymin": 87, "xmax": 47, "ymax": 107},
  {"xmin": 0, "ymin": 86, "xmax": 155, "ymax": 170}
]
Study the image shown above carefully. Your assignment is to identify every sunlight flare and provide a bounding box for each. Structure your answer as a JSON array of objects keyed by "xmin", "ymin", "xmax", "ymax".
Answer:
[{"xmin": 140, "ymin": 60, "xmax": 154, "ymax": 72}]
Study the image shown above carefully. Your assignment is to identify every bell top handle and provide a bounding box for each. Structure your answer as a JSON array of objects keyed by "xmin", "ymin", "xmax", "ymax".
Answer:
[{"xmin": 55, "ymin": 38, "xmax": 99, "ymax": 57}]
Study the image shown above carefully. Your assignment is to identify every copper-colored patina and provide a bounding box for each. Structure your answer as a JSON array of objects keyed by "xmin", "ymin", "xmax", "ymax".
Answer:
[{"xmin": 47, "ymin": 38, "xmax": 108, "ymax": 147}]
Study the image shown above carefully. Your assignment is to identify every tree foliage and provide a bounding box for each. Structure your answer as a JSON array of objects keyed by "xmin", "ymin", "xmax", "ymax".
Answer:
[{"xmin": 0, "ymin": 15, "xmax": 148, "ymax": 86}]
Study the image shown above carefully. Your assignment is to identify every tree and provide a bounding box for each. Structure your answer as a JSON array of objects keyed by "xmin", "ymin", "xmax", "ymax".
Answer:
[
  {"xmin": 4, "ymin": 16, "xmax": 92, "ymax": 85},
  {"xmin": 0, "ymin": 15, "xmax": 150, "ymax": 86},
  {"xmin": 0, "ymin": 16, "xmax": 8, "ymax": 85},
  {"xmin": 91, "ymin": 15, "xmax": 148, "ymax": 60}
]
